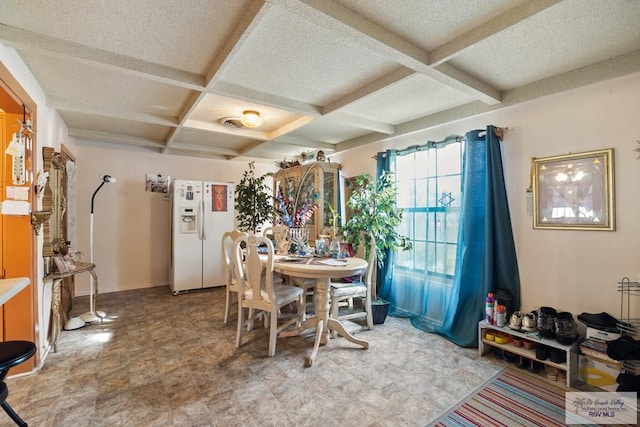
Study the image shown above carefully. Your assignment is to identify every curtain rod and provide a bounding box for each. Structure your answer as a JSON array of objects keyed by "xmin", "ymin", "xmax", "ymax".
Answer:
[{"xmin": 372, "ymin": 126, "xmax": 509, "ymax": 160}]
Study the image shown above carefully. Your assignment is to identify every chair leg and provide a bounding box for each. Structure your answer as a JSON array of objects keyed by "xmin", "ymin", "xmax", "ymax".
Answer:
[
  {"xmin": 236, "ymin": 305, "xmax": 244, "ymax": 348},
  {"xmin": 247, "ymin": 308, "xmax": 254, "ymax": 331},
  {"xmin": 1, "ymin": 401, "xmax": 28, "ymax": 427},
  {"xmin": 297, "ymin": 294, "xmax": 304, "ymax": 327},
  {"xmin": 268, "ymin": 309, "xmax": 278, "ymax": 357},
  {"xmin": 365, "ymin": 295, "xmax": 374, "ymax": 331},
  {"xmin": 224, "ymin": 287, "xmax": 231, "ymax": 324},
  {"xmin": 330, "ymin": 295, "xmax": 339, "ymax": 338}
]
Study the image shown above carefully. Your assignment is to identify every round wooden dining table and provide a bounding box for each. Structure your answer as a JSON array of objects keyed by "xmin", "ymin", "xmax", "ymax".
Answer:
[{"xmin": 274, "ymin": 255, "xmax": 369, "ymax": 367}]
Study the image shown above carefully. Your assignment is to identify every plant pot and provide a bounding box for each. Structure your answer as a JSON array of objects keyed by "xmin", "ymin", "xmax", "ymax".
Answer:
[{"xmin": 372, "ymin": 300, "xmax": 390, "ymax": 325}]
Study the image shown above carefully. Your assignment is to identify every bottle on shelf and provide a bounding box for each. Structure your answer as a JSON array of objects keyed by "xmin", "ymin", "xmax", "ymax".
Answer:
[
  {"xmin": 485, "ymin": 292, "xmax": 495, "ymax": 325},
  {"xmin": 495, "ymin": 304, "xmax": 506, "ymax": 327}
]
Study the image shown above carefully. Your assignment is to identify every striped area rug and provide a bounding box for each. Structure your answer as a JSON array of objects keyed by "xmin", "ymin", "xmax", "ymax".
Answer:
[{"xmin": 433, "ymin": 367, "xmax": 633, "ymax": 427}]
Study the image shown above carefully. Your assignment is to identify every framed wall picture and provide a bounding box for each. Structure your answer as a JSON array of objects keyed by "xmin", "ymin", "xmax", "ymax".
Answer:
[
  {"xmin": 52, "ymin": 255, "xmax": 68, "ymax": 273},
  {"xmin": 532, "ymin": 148, "xmax": 615, "ymax": 230}
]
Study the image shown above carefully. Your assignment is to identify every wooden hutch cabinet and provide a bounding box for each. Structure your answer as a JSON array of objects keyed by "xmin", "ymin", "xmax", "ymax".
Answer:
[{"xmin": 272, "ymin": 161, "xmax": 341, "ymax": 240}]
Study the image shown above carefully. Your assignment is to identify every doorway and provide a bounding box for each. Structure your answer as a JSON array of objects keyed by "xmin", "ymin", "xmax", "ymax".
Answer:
[{"xmin": 0, "ymin": 61, "xmax": 38, "ymax": 373}]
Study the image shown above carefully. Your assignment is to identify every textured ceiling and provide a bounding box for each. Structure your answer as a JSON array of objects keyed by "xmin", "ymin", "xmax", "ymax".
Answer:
[{"xmin": 1, "ymin": 0, "xmax": 639, "ymax": 163}]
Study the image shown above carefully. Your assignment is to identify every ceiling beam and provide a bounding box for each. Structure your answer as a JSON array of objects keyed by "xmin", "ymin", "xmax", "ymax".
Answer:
[
  {"xmin": 0, "ymin": 24, "xmax": 205, "ymax": 91},
  {"xmin": 270, "ymin": 0, "xmax": 502, "ymax": 104},
  {"xmin": 166, "ymin": 142, "xmax": 239, "ymax": 157},
  {"xmin": 322, "ymin": 67, "xmax": 415, "ymax": 114},
  {"xmin": 329, "ymin": 112, "xmax": 395, "ymax": 135},
  {"xmin": 69, "ymin": 128, "xmax": 165, "ymax": 148},
  {"xmin": 163, "ymin": 0, "xmax": 272, "ymax": 151},
  {"xmin": 49, "ymin": 96, "xmax": 178, "ymax": 127},
  {"xmin": 272, "ymin": 135, "xmax": 336, "ymax": 150},
  {"xmin": 203, "ymin": 0, "xmax": 273, "ymax": 88},
  {"xmin": 429, "ymin": 0, "xmax": 564, "ymax": 66},
  {"xmin": 212, "ymin": 81, "xmax": 322, "ymax": 116}
]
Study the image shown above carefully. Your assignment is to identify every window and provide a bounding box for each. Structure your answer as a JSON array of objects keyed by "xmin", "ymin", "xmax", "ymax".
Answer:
[{"xmin": 394, "ymin": 142, "xmax": 463, "ymax": 283}]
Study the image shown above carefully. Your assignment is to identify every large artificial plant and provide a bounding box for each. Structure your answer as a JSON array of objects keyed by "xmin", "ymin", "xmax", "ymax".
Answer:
[
  {"xmin": 235, "ymin": 161, "xmax": 273, "ymax": 233},
  {"xmin": 342, "ymin": 170, "xmax": 412, "ymax": 300}
]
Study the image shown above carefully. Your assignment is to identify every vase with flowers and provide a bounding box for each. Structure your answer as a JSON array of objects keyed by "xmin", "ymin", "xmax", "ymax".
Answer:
[{"xmin": 274, "ymin": 176, "xmax": 319, "ymax": 254}]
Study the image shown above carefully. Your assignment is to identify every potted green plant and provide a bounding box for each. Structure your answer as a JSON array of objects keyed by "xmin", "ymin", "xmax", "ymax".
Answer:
[
  {"xmin": 341, "ymin": 171, "xmax": 412, "ymax": 324},
  {"xmin": 235, "ymin": 161, "xmax": 273, "ymax": 233}
]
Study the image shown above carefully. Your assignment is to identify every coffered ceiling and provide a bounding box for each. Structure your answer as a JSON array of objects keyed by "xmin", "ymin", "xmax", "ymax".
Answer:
[{"xmin": 1, "ymin": 0, "xmax": 639, "ymax": 163}]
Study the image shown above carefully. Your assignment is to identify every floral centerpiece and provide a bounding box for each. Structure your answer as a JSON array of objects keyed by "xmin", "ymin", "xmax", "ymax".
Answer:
[{"xmin": 274, "ymin": 182, "xmax": 319, "ymax": 228}]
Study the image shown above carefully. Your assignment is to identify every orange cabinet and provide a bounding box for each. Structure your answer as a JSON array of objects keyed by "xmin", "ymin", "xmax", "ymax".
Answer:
[{"xmin": 1, "ymin": 112, "xmax": 35, "ymax": 374}]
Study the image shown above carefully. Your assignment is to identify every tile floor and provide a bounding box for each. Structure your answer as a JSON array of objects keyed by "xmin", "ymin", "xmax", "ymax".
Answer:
[{"xmin": 3, "ymin": 286, "xmax": 505, "ymax": 426}]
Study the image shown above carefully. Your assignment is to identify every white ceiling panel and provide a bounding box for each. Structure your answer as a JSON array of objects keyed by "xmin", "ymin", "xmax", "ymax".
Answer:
[
  {"xmin": 448, "ymin": 0, "xmax": 640, "ymax": 90},
  {"xmin": 337, "ymin": 0, "xmax": 527, "ymax": 51},
  {"xmin": 0, "ymin": 0, "xmax": 252, "ymax": 74},
  {"xmin": 283, "ymin": 116, "xmax": 373, "ymax": 144},
  {"xmin": 217, "ymin": 4, "xmax": 400, "ymax": 106},
  {"xmin": 18, "ymin": 50, "xmax": 191, "ymax": 118},
  {"xmin": 62, "ymin": 112, "xmax": 171, "ymax": 140},
  {"xmin": 341, "ymin": 73, "xmax": 474, "ymax": 124}
]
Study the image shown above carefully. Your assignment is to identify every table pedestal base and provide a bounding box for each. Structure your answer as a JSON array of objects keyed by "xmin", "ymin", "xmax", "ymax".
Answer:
[{"xmin": 279, "ymin": 277, "xmax": 368, "ymax": 366}]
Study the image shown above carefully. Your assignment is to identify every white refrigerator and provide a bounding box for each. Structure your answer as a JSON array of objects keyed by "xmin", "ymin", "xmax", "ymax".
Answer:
[{"xmin": 170, "ymin": 179, "xmax": 235, "ymax": 294}]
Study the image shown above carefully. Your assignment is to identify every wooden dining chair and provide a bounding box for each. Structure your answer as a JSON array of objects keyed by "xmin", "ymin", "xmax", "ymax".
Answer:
[
  {"xmin": 329, "ymin": 236, "xmax": 376, "ymax": 336},
  {"xmin": 234, "ymin": 234, "xmax": 304, "ymax": 356},
  {"xmin": 221, "ymin": 229, "xmax": 248, "ymax": 324}
]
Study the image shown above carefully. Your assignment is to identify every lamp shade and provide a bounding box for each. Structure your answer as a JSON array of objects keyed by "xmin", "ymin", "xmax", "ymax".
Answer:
[{"xmin": 240, "ymin": 110, "xmax": 262, "ymax": 128}]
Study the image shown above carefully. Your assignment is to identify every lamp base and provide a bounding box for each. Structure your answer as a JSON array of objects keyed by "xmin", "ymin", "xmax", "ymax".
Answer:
[
  {"xmin": 64, "ymin": 316, "xmax": 86, "ymax": 330},
  {"xmin": 79, "ymin": 310, "xmax": 106, "ymax": 323}
]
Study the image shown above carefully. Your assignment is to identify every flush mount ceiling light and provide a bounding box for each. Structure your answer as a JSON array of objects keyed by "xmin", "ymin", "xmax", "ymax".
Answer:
[{"xmin": 240, "ymin": 110, "xmax": 262, "ymax": 128}]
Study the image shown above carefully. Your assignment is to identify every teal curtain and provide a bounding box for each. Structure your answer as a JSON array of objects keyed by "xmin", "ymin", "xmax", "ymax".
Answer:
[
  {"xmin": 379, "ymin": 126, "xmax": 520, "ymax": 347},
  {"xmin": 376, "ymin": 150, "xmax": 396, "ymax": 298},
  {"xmin": 439, "ymin": 126, "xmax": 520, "ymax": 346}
]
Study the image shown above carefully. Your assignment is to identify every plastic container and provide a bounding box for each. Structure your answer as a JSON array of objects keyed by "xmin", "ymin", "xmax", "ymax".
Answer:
[
  {"xmin": 485, "ymin": 293, "xmax": 495, "ymax": 325},
  {"xmin": 495, "ymin": 332, "xmax": 512, "ymax": 344},
  {"xmin": 495, "ymin": 304, "xmax": 507, "ymax": 327}
]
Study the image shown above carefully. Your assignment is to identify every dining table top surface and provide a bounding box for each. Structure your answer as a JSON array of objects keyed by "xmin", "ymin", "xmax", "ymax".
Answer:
[{"xmin": 271, "ymin": 255, "xmax": 367, "ymax": 279}]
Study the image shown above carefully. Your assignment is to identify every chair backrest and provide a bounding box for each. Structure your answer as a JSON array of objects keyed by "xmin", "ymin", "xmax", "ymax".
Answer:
[
  {"xmin": 234, "ymin": 233, "xmax": 276, "ymax": 304},
  {"xmin": 262, "ymin": 225, "xmax": 290, "ymax": 254},
  {"xmin": 222, "ymin": 230, "xmax": 247, "ymax": 286}
]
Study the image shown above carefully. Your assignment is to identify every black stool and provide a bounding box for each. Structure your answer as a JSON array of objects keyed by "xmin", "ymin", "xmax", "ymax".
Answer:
[{"xmin": 0, "ymin": 341, "xmax": 36, "ymax": 426}]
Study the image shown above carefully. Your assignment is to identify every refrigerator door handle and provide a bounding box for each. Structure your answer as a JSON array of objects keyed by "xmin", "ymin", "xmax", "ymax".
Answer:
[
  {"xmin": 200, "ymin": 197, "xmax": 206, "ymax": 241},
  {"xmin": 197, "ymin": 199, "xmax": 203, "ymax": 240}
]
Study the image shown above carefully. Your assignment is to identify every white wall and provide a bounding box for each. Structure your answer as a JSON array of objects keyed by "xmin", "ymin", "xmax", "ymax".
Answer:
[
  {"xmin": 72, "ymin": 143, "xmax": 278, "ymax": 295},
  {"xmin": 1, "ymin": 43, "xmax": 75, "ymax": 363},
  {"xmin": 334, "ymin": 72, "xmax": 640, "ymax": 318}
]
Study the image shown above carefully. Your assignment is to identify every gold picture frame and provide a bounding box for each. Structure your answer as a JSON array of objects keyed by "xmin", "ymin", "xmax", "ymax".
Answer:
[{"xmin": 533, "ymin": 148, "xmax": 614, "ymax": 230}]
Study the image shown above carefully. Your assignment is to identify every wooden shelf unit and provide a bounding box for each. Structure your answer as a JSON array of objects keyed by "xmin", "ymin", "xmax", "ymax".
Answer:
[{"xmin": 478, "ymin": 320, "xmax": 578, "ymax": 387}]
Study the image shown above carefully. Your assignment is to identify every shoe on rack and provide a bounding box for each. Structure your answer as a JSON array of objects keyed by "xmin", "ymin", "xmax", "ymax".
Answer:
[
  {"xmin": 508, "ymin": 311, "xmax": 523, "ymax": 330},
  {"xmin": 522, "ymin": 312, "xmax": 538, "ymax": 332},
  {"xmin": 537, "ymin": 306, "xmax": 557, "ymax": 338},
  {"xmin": 554, "ymin": 312, "xmax": 578, "ymax": 345}
]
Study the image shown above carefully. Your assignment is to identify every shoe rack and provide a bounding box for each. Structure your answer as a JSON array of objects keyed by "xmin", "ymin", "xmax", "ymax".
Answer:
[
  {"xmin": 617, "ymin": 277, "xmax": 640, "ymax": 375},
  {"xmin": 478, "ymin": 320, "xmax": 578, "ymax": 386}
]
